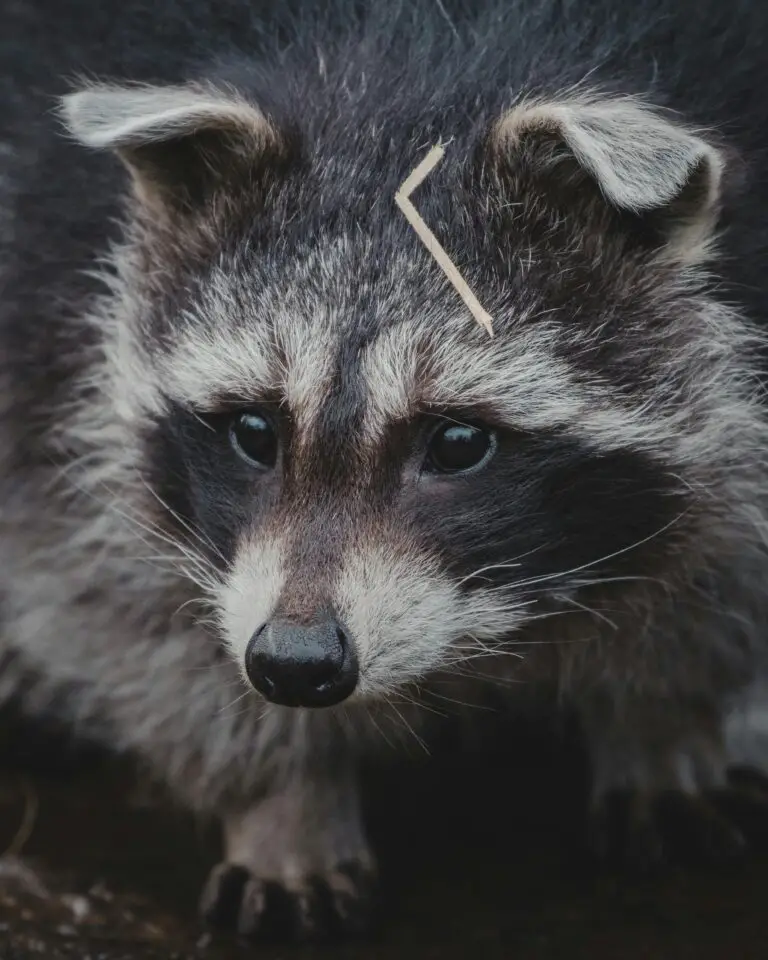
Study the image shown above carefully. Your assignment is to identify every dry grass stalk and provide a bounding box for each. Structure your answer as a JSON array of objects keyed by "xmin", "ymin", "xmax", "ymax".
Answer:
[{"xmin": 395, "ymin": 144, "xmax": 494, "ymax": 337}]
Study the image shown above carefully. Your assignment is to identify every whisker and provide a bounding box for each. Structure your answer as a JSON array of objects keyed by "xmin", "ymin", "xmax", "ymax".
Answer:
[
  {"xmin": 423, "ymin": 688, "xmax": 496, "ymax": 713},
  {"xmin": 390, "ymin": 689, "xmax": 447, "ymax": 719},
  {"xmin": 216, "ymin": 688, "xmax": 255, "ymax": 717},
  {"xmin": 172, "ymin": 596, "xmax": 211, "ymax": 619},
  {"xmin": 447, "ymin": 668, "xmax": 524, "ymax": 687},
  {"xmin": 455, "ymin": 544, "xmax": 552, "ymax": 587},
  {"xmin": 556, "ymin": 594, "xmax": 619, "ymax": 631},
  {"xmin": 56, "ymin": 461, "xmax": 223, "ymax": 594},
  {"xmin": 137, "ymin": 476, "xmax": 228, "ymax": 564},
  {"xmin": 384, "ymin": 699, "xmax": 430, "ymax": 754},
  {"xmin": 363, "ymin": 707, "xmax": 397, "ymax": 750},
  {"xmin": 509, "ymin": 510, "xmax": 689, "ymax": 593}
]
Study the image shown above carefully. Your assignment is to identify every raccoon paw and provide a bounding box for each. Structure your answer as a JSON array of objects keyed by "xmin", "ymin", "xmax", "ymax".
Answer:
[
  {"xmin": 589, "ymin": 784, "xmax": 744, "ymax": 870},
  {"xmin": 199, "ymin": 858, "xmax": 376, "ymax": 942},
  {"xmin": 581, "ymin": 696, "xmax": 768, "ymax": 870},
  {"xmin": 589, "ymin": 767, "xmax": 768, "ymax": 871}
]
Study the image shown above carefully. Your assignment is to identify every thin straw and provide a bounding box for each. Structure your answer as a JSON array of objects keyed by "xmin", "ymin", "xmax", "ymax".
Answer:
[{"xmin": 395, "ymin": 144, "xmax": 494, "ymax": 337}]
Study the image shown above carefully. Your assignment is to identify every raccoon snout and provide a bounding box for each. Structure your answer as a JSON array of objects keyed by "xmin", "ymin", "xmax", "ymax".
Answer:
[{"xmin": 244, "ymin": 617, "xmax": 358, "ymax": 708}]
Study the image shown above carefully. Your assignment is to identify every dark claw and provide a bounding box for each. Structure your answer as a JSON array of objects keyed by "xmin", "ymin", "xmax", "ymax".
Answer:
[
  {"xmin": 589, "ymin": 789, "xmax": 664, "ymax": 873},
  {"xmin": 320, "ymin": 861, "xmax": 378, "ymax": 937},
  {"xmin": 235, "ymin": 877, "xmax": 269, "ymax": 938},
  {"xmin": 711, "ymin": 768, "xmax": 768, "ymax": 850},
  {"xmin": 654, "ymin": 791, "xmax": 746, "ymax": 865},
  {"xmin": 590, "ymin": 770, "xmax": 768, "ymax": 871},
  {"xmin": 200, "ymin": 859, "xmax": 376, "ymax": 943},
  {"xmin": 199, "ymin": 863, "xmax": 250, "ymax": 928},
  {"xmin": 728, "ymin": 766, "xmax": 768, "ymax": 794}
]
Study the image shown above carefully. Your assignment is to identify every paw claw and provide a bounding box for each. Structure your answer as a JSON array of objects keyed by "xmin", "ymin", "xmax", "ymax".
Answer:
[
  {"xmin": 235, "ymin": 877, "xmax": 269, "ymax": 938},
  {"xmin": 728, "ymin": 765, "xmax": 768, "ymax": 794},
  {"xmin": 199, "ymin": 863, "xmax": 250, "ymax": 928},
  {"xmin": 326, "ymin": 862, "xmax": 377, "ymax": 935},
  {"xmin": 589, "ymin": 790, "xmax": 664, "ymax": 873},
  {"xmin": 712, "ymin": 771, "xmax": 768, "ymax": 850},
  {"xmin": 656, "ymin": 793, "xmax": 746, "ymax": 864},
  {"xmin": 654, "ymin": 791, "xmax": 746, "ymax": 865},
  {"xmin": 201, "ymin": 859, "xmax": 376, "ymax": 942},
  {"xmin": 589, "ymin": 778, "xmax": 768, "ymax": 870}
]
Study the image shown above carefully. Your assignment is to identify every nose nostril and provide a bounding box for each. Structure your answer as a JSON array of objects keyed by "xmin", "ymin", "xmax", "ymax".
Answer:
[
  {"xmin": 245, "ymin": 617, "xmax": 357, "ymax": 708},
  {"xmin": 311, "ymin": 657, "xmax": 343, "ymax": 694}
]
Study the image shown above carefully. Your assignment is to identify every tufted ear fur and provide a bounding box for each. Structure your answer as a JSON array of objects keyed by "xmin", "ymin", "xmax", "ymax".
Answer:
[
  {"xmin": 494, "ymin": 96, "xmax": 725, "ymax": 262},
  {"xmin": 62, "ymin": 82, "xmax": 282, "ymax": 214}
]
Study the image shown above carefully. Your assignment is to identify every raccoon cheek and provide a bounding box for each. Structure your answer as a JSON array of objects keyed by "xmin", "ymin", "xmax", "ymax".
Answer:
[{"xmin": 332, "ymin": 542, "xmax": 467, "ymax": 693}]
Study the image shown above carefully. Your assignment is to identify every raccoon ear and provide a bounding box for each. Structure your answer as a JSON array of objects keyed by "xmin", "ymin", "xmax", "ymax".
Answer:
[
  {"xmin": 494, "ymin": 97, "xmax": 724, "ymax": 259},
  {"xmin": 61, "ymin": 82, "xmax": 280, "ymax": 212}
]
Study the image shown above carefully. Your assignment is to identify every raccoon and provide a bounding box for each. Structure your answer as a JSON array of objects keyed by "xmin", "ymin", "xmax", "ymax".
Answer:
[{"xmin": 3, "ymin": 0, "xmax": 768, "ymax": 942}]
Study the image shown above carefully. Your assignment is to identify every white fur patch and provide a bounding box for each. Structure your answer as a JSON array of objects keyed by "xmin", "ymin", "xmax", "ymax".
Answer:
[
  {"xmin": 217, "ymin": 535, "xmax": 287, "ymax": 678},
  {"xmin": 158, "ymin": 256, "xmax": 341, "ymax": 437},
  {"xmin": 216, "ymin": 517, "xmax": 531, "ymax": 698},
  {"xmin": 359, "ymin": 325, "xmax": 420, "ymax": 438},
  {"xmin": 334, "ymin": 536, "xmax": 529, "ymax": 696},
  {"xmin": 159, "ymin": 314, "xmax": 277, "ymax": 409}
]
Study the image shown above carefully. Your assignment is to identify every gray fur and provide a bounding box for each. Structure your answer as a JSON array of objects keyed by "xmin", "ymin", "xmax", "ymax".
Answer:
[{"xmin": 4, "ymin": 0, "xmax": 768, "ymax": 939}]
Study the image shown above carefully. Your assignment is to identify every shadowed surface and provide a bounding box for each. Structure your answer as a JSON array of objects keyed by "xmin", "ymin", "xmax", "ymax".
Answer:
[{"xmin": 0, "ymin": 714, "xmax": 766, "ymax": 960}]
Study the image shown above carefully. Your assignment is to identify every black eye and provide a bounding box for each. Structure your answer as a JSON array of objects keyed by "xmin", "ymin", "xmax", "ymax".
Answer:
[
  {"xmin": 229, "ymin": 411, "xmax": 278, "ymax": 468},
  {"xmin": 425, "ymin": 421, "xmax": 496, "ymax": 474}
]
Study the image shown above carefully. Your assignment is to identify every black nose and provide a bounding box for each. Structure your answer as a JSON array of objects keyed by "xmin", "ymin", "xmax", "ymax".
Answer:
[{"xmin": 245, "ymin": 617, "xmax": 358, "ymax": 708}]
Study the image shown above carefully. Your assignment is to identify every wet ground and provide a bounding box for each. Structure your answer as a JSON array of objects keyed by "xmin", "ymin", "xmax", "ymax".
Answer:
[{"xmin": 0, "ymin": 713, "xmax": 767, "ymax": 960}]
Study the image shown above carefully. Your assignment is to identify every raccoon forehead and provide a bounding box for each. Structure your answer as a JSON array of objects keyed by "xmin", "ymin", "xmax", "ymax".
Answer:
[
  {"xmin": 155, "ymin": 287, "xmax": 650, "ymax": 460},
  {"xmin": 358, "ymin": 319, "xmax": 665, "ymax": 453},
  {"xmin": 143, "ymin": 236, "xmax": 694, "ymax": 459},
  {"xmin": 149, "ymin": 239, "xmax": 568, "ymax": 421},
  {"xmin": 149, "ymin": 235, "xmax": 394, "ymax": 408},
  {"xmin": 154, "ymin": 238, "xmax": 363, "ymax": 417},
  {"xmin": 158, "ymin": 287, "xmax": 338, "ymax": 425}
]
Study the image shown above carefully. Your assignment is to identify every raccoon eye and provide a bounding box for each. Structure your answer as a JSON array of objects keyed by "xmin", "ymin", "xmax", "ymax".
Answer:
[
  {"xmin": 425, "ymin": 421, "xmax": 496, "ymax": 474},
  {"xmin": 229, "ymin": 411, "xmax": 278, "ymax": 468}
]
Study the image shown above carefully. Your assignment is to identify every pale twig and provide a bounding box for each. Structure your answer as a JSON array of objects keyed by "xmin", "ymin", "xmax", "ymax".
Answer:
[{"xmin": 395, "ymin": 144, "xmax": 494, "ymax": 337}]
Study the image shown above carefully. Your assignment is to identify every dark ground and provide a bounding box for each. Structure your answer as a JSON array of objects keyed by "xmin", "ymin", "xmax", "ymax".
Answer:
[{"xmin": 0, "ymin": 713, "xmax": 767, "ymax": 960}]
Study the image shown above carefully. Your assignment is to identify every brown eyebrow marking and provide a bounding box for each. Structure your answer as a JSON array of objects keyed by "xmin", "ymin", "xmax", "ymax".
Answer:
[{"xmin": 394, "ymin": 144, "xmax": 494, "ymax": 337}]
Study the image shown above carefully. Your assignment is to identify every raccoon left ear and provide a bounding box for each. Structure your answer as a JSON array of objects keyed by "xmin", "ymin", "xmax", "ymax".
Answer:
[
  {"xmin": 61, "ymin": 82, "xmax": 280, "ymax": 213},
  {"xmin": 494, "ymin": 97, "xmax": 724, "ymax": 259}
]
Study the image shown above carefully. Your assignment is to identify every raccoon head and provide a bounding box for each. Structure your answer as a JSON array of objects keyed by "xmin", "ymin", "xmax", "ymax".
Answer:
[{"xmin": 63, "ymin": 81, "xmax": 742, "ymax": 709}]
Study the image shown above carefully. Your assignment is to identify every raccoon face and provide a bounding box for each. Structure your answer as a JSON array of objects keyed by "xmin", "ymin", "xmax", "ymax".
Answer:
[{"xmin": 64, "ymin": 82, "xmax": 733, "ymax": 707}]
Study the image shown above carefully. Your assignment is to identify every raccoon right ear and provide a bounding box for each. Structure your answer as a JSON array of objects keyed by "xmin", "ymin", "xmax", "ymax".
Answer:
[
  {"xmin": 493, "ymin": 96, "xmax": 725, "ymax": 262},
  {"xmin": 61, "ymin": 82, "xmax": 281, "ymax": 213}
]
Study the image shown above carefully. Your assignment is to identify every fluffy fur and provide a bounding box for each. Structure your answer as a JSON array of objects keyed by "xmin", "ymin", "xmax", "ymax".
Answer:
[{"xmin": 3, "ymin": 0, "xmax": 768, "ymax": 941}]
